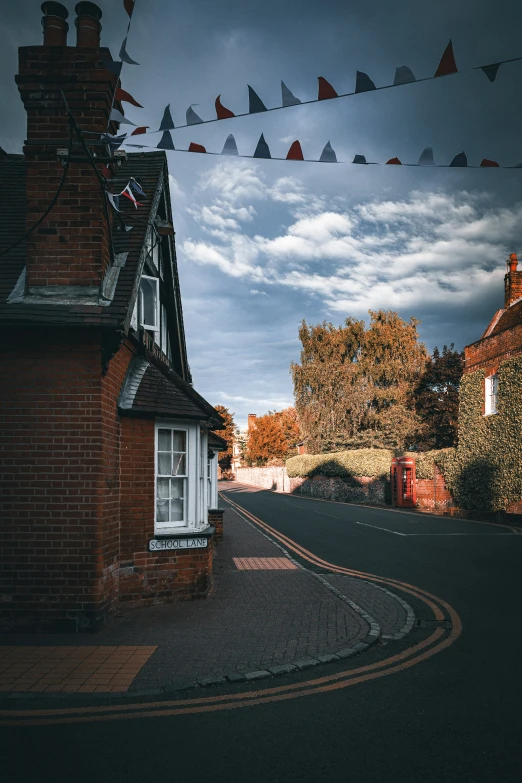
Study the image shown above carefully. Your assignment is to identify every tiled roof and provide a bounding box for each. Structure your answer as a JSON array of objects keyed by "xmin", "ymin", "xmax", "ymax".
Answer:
[
  {"xmin": 0, "ymin": 151, "xmax": 168, "ymax": 329},
  {"xmin": 487, "ymin": 299, "xmax": 522, "ymax": 337},
  {"xmin": 119, "ymin": 355, "xmax": 223, "ymax": 425}
]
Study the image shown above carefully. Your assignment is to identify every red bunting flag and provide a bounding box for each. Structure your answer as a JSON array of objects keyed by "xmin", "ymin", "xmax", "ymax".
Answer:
[
  {"xmin": 188, "ymin": 142, "xmax": 207, "ymax": 153},
  {"xmin": 480, "ymin": 159, "xmax": 499, "ymax": 167},
  {"xmin": 124, "ymin": 0, "xmax": 135, "ymax": 18},
  {"xmin": 215, "ymin": 95, "xmax": 235, "ymax": 119},
  {"xmin": 121, "ymin": 185, "xmax": 142, "ymax": 207},
  {"xmin": 286, "ymin": 141, "xmax": 304, "ymax": 160},
  {"xmin": 115, "ymin": 87, "xmax": 143, "ymax": 108},
  {"xmin": 435, "ymin": 40, "xmax": 458, "ymax": 77},
  {"xmin": 131, "ymin": 126, "xmax": 149, "ymax": 135},
  {"xmin": 386, "ymin": 157, "xmax": 402, "ymax": 165},
  {"xmin": 318, "ymin": 77, "xmax": 338, "ymax": 100}
]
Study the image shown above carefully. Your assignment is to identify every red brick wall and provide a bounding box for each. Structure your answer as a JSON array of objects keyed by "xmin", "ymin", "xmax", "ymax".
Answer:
[
  {"xmin": 119, "ymin": 417, "xmax": 213, "ymax": 606},
  {"xmin": 16, "ymin": 45, "xmax": 120, "ymax": 288},
  {"xmin": 465, "ymin": 322, "xmax": 522, "ymax": 374},
  {"xmin": 208, "ymin": 509, "xmax": 224, "ymax": 543},
  {"xmin": 416, "ymin": 470, "xmax": 454, "ymax": 511}
]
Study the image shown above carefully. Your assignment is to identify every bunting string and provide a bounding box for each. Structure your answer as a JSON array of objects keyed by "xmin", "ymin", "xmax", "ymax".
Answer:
[{"xmin": 98, "ymin": 39, "xmax": 522, "ymax": 142}]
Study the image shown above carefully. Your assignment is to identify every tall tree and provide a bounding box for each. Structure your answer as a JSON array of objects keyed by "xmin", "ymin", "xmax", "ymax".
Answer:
[
  {"xmin": 413, "ymin": 344, "xmax": 464, "ymax": 449},
  {"xmin": 213, "ymin": 405, "xmax": 236, "ymax": 469},
  {"xmin": 291, "ymin": 310, "xmax": 428, "ymax": 453},
  {"xmin": 246, "ymin": 408, "xmax": 301, "ymax": 465}
]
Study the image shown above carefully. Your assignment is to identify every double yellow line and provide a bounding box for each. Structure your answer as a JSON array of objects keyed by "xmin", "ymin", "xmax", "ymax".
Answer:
[{"xmin": 0, "ymin": 495, "xmax": 462, "ymax": 727}]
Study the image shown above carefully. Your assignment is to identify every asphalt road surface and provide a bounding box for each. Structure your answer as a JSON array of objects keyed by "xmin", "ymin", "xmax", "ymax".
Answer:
[{"xmin": 3, "ymin": 485, "xmax": 522, "ymax": 783}]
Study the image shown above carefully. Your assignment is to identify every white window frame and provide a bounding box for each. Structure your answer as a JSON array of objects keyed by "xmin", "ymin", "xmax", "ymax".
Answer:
[
  {"xmin": 155, "ymin": 425, "xmax": 189, "ymax": 531},
  {"xmin": 484, "ymin": 374, "xmax": 498, "ymax": 416},
  {"xmin": 139, "ymin": 274, "xmax": 159, "ymax": 332},
  {"xmin": 154, "ymin": 421, "xmax": 209, "ymax": 535}
]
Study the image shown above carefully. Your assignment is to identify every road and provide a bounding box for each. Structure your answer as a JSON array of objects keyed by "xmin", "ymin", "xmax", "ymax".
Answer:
[{"xmin": 3, "ymin": 485, "xmax": 522, "ymax": 783}]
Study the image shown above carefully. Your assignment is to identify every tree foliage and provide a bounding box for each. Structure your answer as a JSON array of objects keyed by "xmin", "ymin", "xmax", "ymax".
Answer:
[
  {"xmin": 246, "ymin": 407, "xmax": 301, "ymax": 465},
  {"xmin": 213, "ymin": 405, "xmax": 236, "ymax": 469},
  {"xmin": 291, "ymin": 310, "xmax": 428, "ymax": 453},
  {"xmin": 413, "ymin": 344, "xmax": 464, "ymax": 450}
]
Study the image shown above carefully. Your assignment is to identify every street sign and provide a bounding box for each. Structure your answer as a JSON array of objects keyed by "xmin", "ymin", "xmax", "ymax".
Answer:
[{"xmin": 148, "ymin": 537, "xmax": 208, "ymax": 552}]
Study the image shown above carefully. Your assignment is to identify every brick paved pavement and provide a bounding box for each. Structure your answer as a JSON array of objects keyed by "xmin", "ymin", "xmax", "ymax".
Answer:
[{"xmin": 0, "ymin": 507, "xmax": 413, "ymax": 693}]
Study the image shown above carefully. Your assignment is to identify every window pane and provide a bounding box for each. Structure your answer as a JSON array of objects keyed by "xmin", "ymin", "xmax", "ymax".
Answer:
[
  {"xmin": 158, "ymin": 429, "xmax": 171, "ymax": 451},
  {"xmin": 172, "ymin": 453, "xmax": 186, "ymax": 476},
  {"xmin": 161, "ymin": 305, "xmax": 168, "ymax": 354},
  {"xmin": 158, "ymin": 452, "xmax": 171, "ymax": 475},
  {"xmin": 156, "ymin": 498, "xmax": 169, "ymax": 522},
  {"xmin": 140, "ymin": 277, "xmax": 157, "ymax": 327},
  {"xmin": 157, "ymin": 478, "xmax": 170, "ymax": 499},
  {"xmin": 172, "ymin": 431, "xmax": 186, "ymax": 452},
  {"xmin": 171, "ymin": 478, "xmax": 184, "ymax": 499},
  {"xmin": 170, "ymin": 498, "xmax": 184, "ymax": 521}
]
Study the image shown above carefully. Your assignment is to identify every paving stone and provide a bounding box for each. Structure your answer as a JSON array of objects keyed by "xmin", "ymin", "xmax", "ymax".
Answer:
[
  {"xmin": 226, "ymin": 672, "xmax": 247, "ymax": 683},
  {"xmin": 294, "ymin": 658, "xmax": 320, "ymax": 670},
  {"xmin": 335, "ymin": 647, "xmax": 358, "ymax": 659},
  {"xmin": 267, "ymin": 664, "xmax": 298, "ymax": 676},
  {"xmin": 316, "ymin": 654, "xmax": 340, "ymax": 664},
  {"xmin": 198, "ymin": 676, "xmax": 227, "ymax": 688}
]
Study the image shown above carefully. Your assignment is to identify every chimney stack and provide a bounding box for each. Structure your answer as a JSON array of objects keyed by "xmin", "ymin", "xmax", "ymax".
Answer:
[
  {"xmin": 75, "ymin": 2, "xmax": 102, "ymax": 48},
  {"xmin": 16, "ymin": 2, "xmax": 121, "ymax": 292},
  {"xmin": 505, "ymin": 253, "xmax": 522, "ymax": 308},
  {"xmin": 248, "ymin": 414, "xmax": 257, "ymax": 431},
  {"xmin": 41, "ymin": 2, "xmax": 69, "ymax": 46}
]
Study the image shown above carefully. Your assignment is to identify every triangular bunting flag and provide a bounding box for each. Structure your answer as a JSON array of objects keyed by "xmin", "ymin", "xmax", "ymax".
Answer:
[
  {"xmin": 281, "ymin": 81, "xmax": 301, "ymax": 107},
  {"xmin": 106, "ymin": 192, "xmax": 120, "ymax": 211},
  {"xmin": 418, "ymin": 146, "xmax": 435, "ymax": 166},
  {"xmin": 115, "ymin": 87, "xmax": 143, "ymax": 108},
  {"xmin": 221, "ymin": 134, "xmax": 239, "ymax": 155},
  {"xmin": 481, "ymin": 63, "xmax": 501, "ymax": 82},
  {"xmin": 129, "ymin": 178, "xmax": 146, "ymax": 197},
  {"xmin": 124, "ymin": 0, "xmax": 135, "ymax": 17},
  {"xmin": 319, "ymin": 141, "xmax": 337, "ymax": 162},
  {"xmin": 130, "ymin": 126, "xmax": 149, "ymax": 135},
  {"xmin": 186, "ymin": 105, "xmax": 203, "ymax": 125},
  {"xmin": 215, "ymin": 95, "xmax": 235, "ymax": 119},
  {"xmin": 159, "ymin": 104, "xmax": 175, "ymax": 131},
  {"xmin": 394, "ymin": 66, "xmax": 416, "ymax": 85},
  {"xmin": 434, "ymin": 40, "xmax": 457, "ymax": 77},
  {"xmin": 119, "ymin": 36, "xmax": 139, "ymax": 65},
  {"xmin": 157, "ymin": 130, "xmax": 175, "ymax": 150},
  {"xmin": 188, "ymin": 142, "xmax": 206, "ymax": 153},
  {"xmin": 318, "ymin": 77, "xmax": 338, "ymax": 100},
  {"xmin": 253, "ymin": 133, "xmax": 271, "ymax": 159},
  {"xmin": 355, "ymin": 71, "xmax": 377, "ymax": 93},
  {"xmin": 449, "ymin": 151, "xmax": 467, "ymax": 167},
  {"xmin": 101, "ymin": 165, "xmax": 111, "ymax": 179},
  {"xmin": 386, "ymin": 157, "xmax": 402, "ymax": 165},
  {"xmin": 103, "ymin": 60, "xmax": 123, "ymax": 76},
  {"xmin": 353, "ymin": 154, "xmax": 367, "ymax": 164},
  {"xmin": 248, "ymin": 85, "xmax": 268, "ymax": 113},
  {"xmin": 286, "ymin": 141, "xmax": 304, "ymax": 160},
  {"xmin": 480, "ymin": 159, "xmax": 499, "ymax": 167},
  {"xmin": 121, "ymin": 185, "xmax": 141, "ymax": 207},
  {"xmin": 109, "ymin": 108, "xmax": 137, "ymax": 126},
  {"xmin": 103, "ymin": 133, "xmax": 127, "ymax": 152}
]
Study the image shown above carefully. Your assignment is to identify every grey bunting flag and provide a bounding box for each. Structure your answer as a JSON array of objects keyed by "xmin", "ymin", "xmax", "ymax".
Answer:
[
  {"xmin": 319, "ymin": 141, "xmax": 337, "ymax": 162},
  {"xmin": 394, "ymin": 65, "xmax": 416, "ymax": 85},
  {"xmin": 221, "ymin": 134, "xmax": 239, "ymax": 155},
  {"xmin": 159, "ymin": 104, "xmax": 175, "ymax": 131},
  {"xmin": 119, "ymin": 36, "xmax": 139, "ymax": 65},
  {"xmin": 106, "ymin": 192, "xmax": 120, "ymax": 211},
  {"xmin": 353, "ymin": 154, "xmax": 368, "ymax": 164},
  {"xmin": 418, "ymin": 146, "xmax": 435, "ymax": 165},
  {"xmin": 186, "ymin": 105, "xmax": 204, "ymax": 125},
  {"xmin": 481, "ymin": 63, "xmax": 501, "ymax": 82},
  {"xmin": 281, "ymin": 81, "xmax": 301, "ymax": 107},
  {"xmin": 109, "ymin": 108, "xmax": 137, "ymax": 126}
]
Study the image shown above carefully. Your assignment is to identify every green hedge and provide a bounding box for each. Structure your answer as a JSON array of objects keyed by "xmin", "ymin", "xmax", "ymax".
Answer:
[
  {"xmin": 286, "ymin": 448, "xmax": 394, "ymax": 479},
  {"xmin": 404, "ymin": 448, "xmax": 456, "ymax": 480}
]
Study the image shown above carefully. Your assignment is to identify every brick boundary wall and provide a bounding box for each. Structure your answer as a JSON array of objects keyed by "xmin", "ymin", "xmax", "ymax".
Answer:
[{"xmin": 208, "ymin": 509, "xmax": 224, "ymax": 543}]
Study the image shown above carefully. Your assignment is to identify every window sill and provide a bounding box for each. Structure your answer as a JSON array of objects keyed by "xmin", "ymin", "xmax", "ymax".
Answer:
[
  {"xmin": 483, "ymin": 412, "xmax": 498, "ymax": 417},
  {"xmin": 153, "ymin": 526, "xmax": 213, "ymax": 539}
]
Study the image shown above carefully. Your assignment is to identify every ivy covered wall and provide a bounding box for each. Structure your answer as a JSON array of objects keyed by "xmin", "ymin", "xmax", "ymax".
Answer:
[{"xmin": 438, "ymin": 356, "xmax": 522, "ymax": 511}]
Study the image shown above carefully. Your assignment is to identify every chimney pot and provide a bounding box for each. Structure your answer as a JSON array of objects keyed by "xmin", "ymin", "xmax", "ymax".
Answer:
[
  {"xmin": 75, "ymin": 2, "xmax": 102, "ymax": 47},
  {"xmin": 41, "ymin": 2, "xmax": 69, "ymax": 46},
  {"xmin": 508, "ymin": 252, "xmax": 518, "ymax": 273}
]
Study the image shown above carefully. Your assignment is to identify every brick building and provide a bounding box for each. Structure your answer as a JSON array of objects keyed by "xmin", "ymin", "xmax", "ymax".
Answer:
[{"xmin": 0, "ymin": 2, "xmax": 225, "ymax": 632}]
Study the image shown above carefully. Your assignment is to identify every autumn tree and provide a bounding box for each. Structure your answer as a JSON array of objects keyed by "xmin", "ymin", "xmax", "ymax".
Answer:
[
  {"xmin": 413, "ymin": 344, "xmax": 464, "ymax": 450},
  {"xmin": 213, "ymin": 405, "xmax": 236, "ymax": 469},
  {"xmin": 246, "ymin": 408, "xmax": 301, "ymax": 465},
  {"xmin": 291, "ymin": 310, "xmax": 428, "ymax": 453}
]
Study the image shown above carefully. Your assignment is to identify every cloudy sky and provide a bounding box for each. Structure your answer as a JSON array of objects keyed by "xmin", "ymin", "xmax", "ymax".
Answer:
[{"xmin": 1, "ymin": 0, "xmax": 521, "ymax": 427}]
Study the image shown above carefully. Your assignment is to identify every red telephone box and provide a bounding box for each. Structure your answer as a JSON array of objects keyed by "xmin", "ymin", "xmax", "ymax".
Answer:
[{"xmin": 390, "ymin": 456, "xmax": 417, "ymax": 508}]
